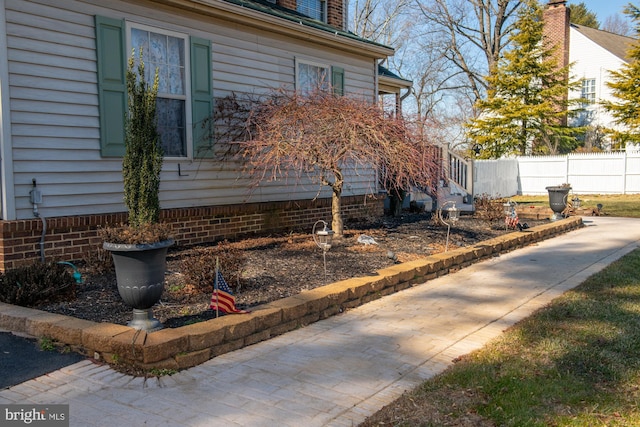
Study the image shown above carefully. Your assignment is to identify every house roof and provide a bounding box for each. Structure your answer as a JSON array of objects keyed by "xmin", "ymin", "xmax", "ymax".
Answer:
[
  {"xmin": 223, "ymin": 0, "xmax": 391, "ymax": 49},
  {"xmin": 378, "ymin": 64, "xmax": 412, "ymax": 91},
  {"xmin": 378, "ymin": 65, "xmax": 407, "ymax": 81},
  {"xmin": 571, "ymin": 23, "xmax": 636, "ymax": 62},
  {"xmin": 155, "ymin": 0, "xmax": 394, "ymax": 57}
]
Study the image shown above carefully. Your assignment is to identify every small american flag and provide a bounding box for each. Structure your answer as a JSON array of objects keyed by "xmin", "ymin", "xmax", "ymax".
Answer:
[
  {"xmin": 210, "ymin": 271, "xmax": 249, "ymax": 314},
  {"xmin": 506, "ymin": 211, "xmax": 519, "ymax": 230}
]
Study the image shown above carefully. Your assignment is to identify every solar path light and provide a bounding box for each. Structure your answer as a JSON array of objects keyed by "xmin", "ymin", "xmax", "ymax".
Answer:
[
  {"xmin": 439, "ymin": 200, "xmax": 459, "ymax": 252},
  {"xmin": 312, "ymin": 220, "xmax": 335, "ymax": 282}
]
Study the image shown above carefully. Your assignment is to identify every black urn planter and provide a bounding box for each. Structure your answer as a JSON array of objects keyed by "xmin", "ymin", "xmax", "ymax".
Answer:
[
  {"xmin": 103, "ymin": 239, "xmax": 174, "ymax": 332},
  {"xmin": 546, "ymin": 186, "xmax": 571, "ymax": 221}
]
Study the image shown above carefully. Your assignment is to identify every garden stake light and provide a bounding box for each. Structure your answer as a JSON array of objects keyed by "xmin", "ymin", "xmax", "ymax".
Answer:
[
  {"xmin": 572, "ymin": 196, "xmax": 581, "ymax": 209},
  {"xmin": 313, "ymin": 220, "xmax": 334, "ymax": 283},
  {"xmin": 438, "ymin": 201, "xmax": 459, "ymax": 252}
]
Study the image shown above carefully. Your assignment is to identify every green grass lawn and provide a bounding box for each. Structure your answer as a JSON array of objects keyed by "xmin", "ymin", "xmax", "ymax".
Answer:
[
  {"xmin": 360, "ymin": 195, "xmax": 640, "ymax": 426},
  {"xmin": 512, "ymin": 194, "xmax": 640, "ymax": 218},
  {"xmin": 361, "ymin": 248, "xmax": 640, "ymax": 427}
]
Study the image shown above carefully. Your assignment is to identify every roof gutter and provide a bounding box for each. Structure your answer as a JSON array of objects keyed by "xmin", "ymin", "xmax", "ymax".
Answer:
[
  {"xmin": 152, "ymin": 0, "xmax": 395, "ymax": 58},
  {"xmin": 378, "ymin": 75, "xmax": 413, "ymax": 90}
]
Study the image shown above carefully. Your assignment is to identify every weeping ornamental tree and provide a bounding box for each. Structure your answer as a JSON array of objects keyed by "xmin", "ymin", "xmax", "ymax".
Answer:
[{"xmin": 240, "ymin": 89, "xmax": 440, "ymax": 236}]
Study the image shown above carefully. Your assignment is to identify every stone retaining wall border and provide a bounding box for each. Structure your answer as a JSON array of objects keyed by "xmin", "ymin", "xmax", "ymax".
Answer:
[{"xmin": 0, "ymin": 216, "xmax": 584, "ymax": 372}]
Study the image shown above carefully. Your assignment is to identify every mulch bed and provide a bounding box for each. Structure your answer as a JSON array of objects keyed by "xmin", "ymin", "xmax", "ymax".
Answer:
[{"xmin": 36, "ymin": 213, "xmax": 545, "ymax": 328}]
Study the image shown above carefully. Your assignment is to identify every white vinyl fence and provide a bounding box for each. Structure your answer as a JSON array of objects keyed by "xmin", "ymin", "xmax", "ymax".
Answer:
[{"xmin": 474, "ymin": 151, "xmax": 640, "ymax": 196}]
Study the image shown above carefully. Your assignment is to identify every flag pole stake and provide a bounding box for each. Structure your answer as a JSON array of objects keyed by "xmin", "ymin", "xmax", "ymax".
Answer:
[{"xmin": 215, "ymin": 257, "xmax": 220, "ymax": 318}]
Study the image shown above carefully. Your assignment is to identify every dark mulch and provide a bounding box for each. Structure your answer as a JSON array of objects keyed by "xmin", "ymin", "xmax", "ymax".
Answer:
[{"xmin": 36, "ymin": 213, "xmax": 545, "ymax": 328}]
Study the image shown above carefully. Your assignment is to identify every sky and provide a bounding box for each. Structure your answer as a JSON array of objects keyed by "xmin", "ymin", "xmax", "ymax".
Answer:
[{"xmin": 582, "ymin": 0, "xmax": 633, "ymax": 23}]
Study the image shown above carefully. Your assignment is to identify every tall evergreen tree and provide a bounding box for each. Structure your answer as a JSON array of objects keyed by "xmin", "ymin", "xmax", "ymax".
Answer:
[
  {"xmin": 569, "ymin": 2, "xmax": 599, "ymax": 28},
  {"xmin": 602, "ymin": 5, "xmax": 640, "ymax": 147},
  {"xmin": 466, "ymin": 0, "xmax": 582, "ymax": 158}
]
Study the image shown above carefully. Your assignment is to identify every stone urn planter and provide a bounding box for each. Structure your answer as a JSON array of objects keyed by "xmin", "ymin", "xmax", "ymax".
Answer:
[
  {"xmin": 100, "ymin": 51, "xmax": 172, "ymax": 332},
  {"xmin": 103, "ymin": 239, "xmax": 174, "ymax": 331},
  {"xmin": 546, "ymin": 185, "xmax": 571, "ymax": 221}
]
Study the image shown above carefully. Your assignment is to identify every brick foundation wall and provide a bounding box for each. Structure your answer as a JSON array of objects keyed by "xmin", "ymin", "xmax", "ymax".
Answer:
[{"xmin": 0, "ymin": 196, "xmax": 384, "ymax": 272}]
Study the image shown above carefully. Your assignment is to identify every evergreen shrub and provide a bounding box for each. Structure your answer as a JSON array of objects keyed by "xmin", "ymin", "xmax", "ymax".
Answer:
[{"xmin": 0, "ymin": 263, "xmax": 76, "ymax": 306}]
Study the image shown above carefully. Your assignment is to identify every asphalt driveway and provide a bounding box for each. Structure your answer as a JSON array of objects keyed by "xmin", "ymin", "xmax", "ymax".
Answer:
[{"xmin": 0, "ymin": 330, "xmax": 85, "ymax": 389}]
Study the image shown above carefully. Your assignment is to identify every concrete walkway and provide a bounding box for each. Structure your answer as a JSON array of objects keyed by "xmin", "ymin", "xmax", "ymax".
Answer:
[{"xmin": 2, "ymin": 216, "xmax": 639, "ymax": 427}]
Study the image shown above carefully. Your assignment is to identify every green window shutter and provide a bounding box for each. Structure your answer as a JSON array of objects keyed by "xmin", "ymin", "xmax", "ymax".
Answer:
[
  {"xmin": 95, "ymin": 16, "xmax": 126, "ymax": 157},
  {"xmin": 191, "ymin": 37, "xmax": 213, "ymax": 158},
  {"xmin": 332, "ymin": 66, "xmax": 344, "ymax": 96}
]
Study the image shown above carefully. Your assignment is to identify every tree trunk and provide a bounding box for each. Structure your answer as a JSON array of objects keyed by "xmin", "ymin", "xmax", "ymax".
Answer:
[
  {"xmin": 388, "ymin": 189, "xmax": 406, "ymax": 217},
  {"xmin": 331, "ymin": 181, "xmax": 344, "ymax": 236}
]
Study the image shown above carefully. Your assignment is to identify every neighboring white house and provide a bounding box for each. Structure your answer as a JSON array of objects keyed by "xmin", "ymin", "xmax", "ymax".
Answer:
[
  {"xmin": 0, "ymin": 0, "xmax": 405, "ymax": 269},
  {"xmin": 544, "ymin": 0, "xmax": 636, "ymax": 146},
  {"xmin": 568, "ymin": 24, "xmax": 635, "ymax": 134}
]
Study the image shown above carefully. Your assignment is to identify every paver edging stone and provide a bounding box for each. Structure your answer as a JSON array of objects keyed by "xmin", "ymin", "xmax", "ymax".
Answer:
[
  {"xmin": 301, "ymin": 280, "xmax": 354, "ymax": 304},
  {"xmin": 175, "ymin": 348, "xmax": 211, "ymax": 370},
  {"xmin": 0, "ymin": 216, "xmax": 583, "ymax": 372},
  {"xmin": 26, "ymin": 316, "xmax": 94, "ymax": 346},
  {"xmin": 81, "ymin": 323, "xmax": 135, "ymax": 354},
  {"xmin": 141, "ymin": 328, "xmax": 191, "ymax": 364},
  {"xmin": 180, "ymin": 319, "xmax": 227, "ymax": 351}
]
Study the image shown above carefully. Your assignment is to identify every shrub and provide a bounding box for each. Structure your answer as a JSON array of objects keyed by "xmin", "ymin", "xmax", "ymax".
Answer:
[
  {"xmin": 83, "ymin": 244, "xmax": 114, "ymax": 275},
  {"xmin": 0, "ymin": 262, "xmax": 76, "ymax": 306},
  {"xmin": 179, "ymin": 241, "xmax": 247, "ymax": 292},
  {"xmin": 474, "ymin": 194, "xmax": 507, "ymax": 222},
  {"xmin": 98, "ymin": 223, "xmax": 173, "ymax": 245},
  {"xmin": 123, "ymin": 50, "xmax": 163, "ymax": 229}
]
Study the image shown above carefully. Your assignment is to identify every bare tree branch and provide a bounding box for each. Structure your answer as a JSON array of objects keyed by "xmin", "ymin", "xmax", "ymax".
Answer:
[{"xmin": 234, "ymin": 89, "xmax": 441, "ymax": 234}]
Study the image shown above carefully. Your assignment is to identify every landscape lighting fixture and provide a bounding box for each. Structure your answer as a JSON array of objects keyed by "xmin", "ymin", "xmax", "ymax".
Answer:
[
  {"xmin": 313, "ymin": 220, "xmax": 334, "ymax": 251},
  {"xmin": 572, "ymin": 196, "xmax": 581, "ymax": 209},
  {"xmin": 439, "ymin": 200, "xmax": 459, "ymax": 252},
  {"xmin": 503, "ymin": 202, "xmax": 512, "ymax": 217},
  {"xmin": 447, "ymin": 203, "xmax": 460, "ymax": 223},
  {"xmin": 312, "ymin": 219, "xmax": 335, "ymax": 282}
]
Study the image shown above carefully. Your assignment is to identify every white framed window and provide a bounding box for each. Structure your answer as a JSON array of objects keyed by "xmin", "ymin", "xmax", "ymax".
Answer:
[
  {"xmin": 581, "ymin": 78, "xmax": 596, "ymax": 104},
  {"xmin": 127, "ymin": 23, "xmax": 192, "ymax": 158},
  {"xmin": 297, "ymin": 0, "xmax": 327, "ymax": 22},
  {"xmin": 295, "ymin": 58, "xmax": 330, "ymax": 94}
]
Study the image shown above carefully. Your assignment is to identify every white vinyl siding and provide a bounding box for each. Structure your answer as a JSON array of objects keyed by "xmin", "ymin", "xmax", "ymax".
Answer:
[
  {"xmin": 3, "ymin": 0, "xmax": 377, "ymax": 220},
  {"xmin": 568, "ymin": 28, "xmax": 627, "ymax": 130}
]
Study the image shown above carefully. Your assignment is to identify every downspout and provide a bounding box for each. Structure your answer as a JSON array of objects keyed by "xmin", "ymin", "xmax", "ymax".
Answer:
[
  {"xmin": 30, "ymin": 179, "xmax": 45, "ymax": 262},
  {"xmin": 399, "ymin": 87, "xmax": 412, "ymax": 116},
  {"xmin": 400, "ymin": 87, "xmax": 411, "ymax": 102},
  {"xmin": 374, "ymin": 59, "xmax": 380, "ymax": 104}
]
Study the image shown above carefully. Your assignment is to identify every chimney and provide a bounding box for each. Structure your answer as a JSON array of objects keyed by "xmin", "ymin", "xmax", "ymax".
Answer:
[
  {"xmin": 276, "ymin": 0, "xmax": 296, "ymax": 10},
  {"xmin": 543, "ymin": 0, "xmax": 571, "ymax": 127},
  {"xmin": 543, "ymin": 0, "xmax": 570, "ymax": 71},
  {"xmin": 276, "ymin": 0, "xmax": 345, "ymax": 31},
  {"xmin": 327, "ymin": 0, "xmax": 345, "ymax": 30}
]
